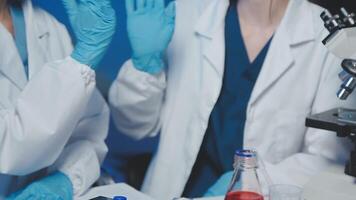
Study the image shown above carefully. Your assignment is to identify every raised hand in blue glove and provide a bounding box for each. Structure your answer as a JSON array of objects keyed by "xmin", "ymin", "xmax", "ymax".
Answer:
[
  {"xmin": 126, "ymin": 0, "xmax": 176, "ymax": 74},
  {"xmin": 6, "ymin": 172, "xmax": 73, "ymax": 200},
  {"xmin": 62, "ymin": 0, "xmax": 116, "ymax": 69},
  {"xmin": 204, "ymin": 171, "xmax": 236, "ymax": 197}
]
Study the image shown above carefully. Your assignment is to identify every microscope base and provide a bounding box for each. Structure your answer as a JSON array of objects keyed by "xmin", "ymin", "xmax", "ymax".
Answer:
[{"xmin": 306, "ymin": 108, "xmax": 356, "ymax": 177}]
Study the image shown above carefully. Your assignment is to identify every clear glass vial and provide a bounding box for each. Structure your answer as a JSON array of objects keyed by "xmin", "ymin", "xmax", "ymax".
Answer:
[{"xmin": 225, "ymin": 150, "xmax": 264, "ymax": 200}]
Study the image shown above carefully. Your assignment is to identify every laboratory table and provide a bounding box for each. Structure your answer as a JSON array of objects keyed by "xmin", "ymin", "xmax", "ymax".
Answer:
[{"xmin": 77, "ymin": 164, "xmax": 356, "ymax": 200}]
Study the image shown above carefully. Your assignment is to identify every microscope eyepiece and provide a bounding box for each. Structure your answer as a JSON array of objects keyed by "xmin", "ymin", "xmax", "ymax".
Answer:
[
  {"xmin": 337, "ymin": 77, "xmax": 356, "ymax": 100},
  {"xmin": 321, "ymin": 10, "xmax": 342, "ymax": 33},
  {"xmin": 321, "ymin": 10, "xmax": 333, "ymax": 23},
  {"xmin": 340, "ymin": 7, "xmax": 355, "ymax": 26},
  {"xmin": 321, "ymin": 8, "xmax": 356, "ymax": 33}
]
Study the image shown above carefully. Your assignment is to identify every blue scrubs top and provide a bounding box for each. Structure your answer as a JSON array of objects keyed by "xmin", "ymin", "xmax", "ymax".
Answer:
[
  {"xmin": 10, "ymin": 5, "xmax": 28, "ymax": 78},
  {"xmin": 183, "ymin": 1, "xmax": 272, "ymax": 197}
]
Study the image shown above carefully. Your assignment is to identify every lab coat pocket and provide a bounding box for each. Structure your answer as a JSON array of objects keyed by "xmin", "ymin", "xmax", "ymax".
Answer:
[{"xmin": 272, "ymin": 110, "xmax": 309, "ymax": 161}]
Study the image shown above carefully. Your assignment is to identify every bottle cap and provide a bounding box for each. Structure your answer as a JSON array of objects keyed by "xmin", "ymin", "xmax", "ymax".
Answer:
[
  {"xmin": 235, "ymin": 149, "xmax": 257, "ymax": 157},
  {"xmin": 113, "ymin": 196, "xmax": 127, "ymax": 200}
]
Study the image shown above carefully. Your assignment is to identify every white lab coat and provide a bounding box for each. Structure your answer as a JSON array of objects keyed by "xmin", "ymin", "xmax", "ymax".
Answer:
[
  {"xmin": 0, "ymin": 0, "xmax": 109, "ymax": 198},
  {"xmin": 109, "ymin": 0, "xmax": 356, "ymax": 199}
]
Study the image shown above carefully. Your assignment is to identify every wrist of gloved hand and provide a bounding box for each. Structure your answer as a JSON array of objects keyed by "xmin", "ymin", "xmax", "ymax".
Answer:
[
  {"xmin": 50, "ymin": 171, "xmax": 74, "ymax": 200},
  {"xmin": 71, "ymin": 42, "xmax": 108, "ymax": 69},
  {"xmin": 204, "ymin": 171, "xmax": 235, "ymax": 197},
  {"xmin": 132, "ymin": 52, "xmax": 165, "ymax": 75},
  {"xmin": 62, "ymin": 0, "xmax": 116, "ymax": 70}
]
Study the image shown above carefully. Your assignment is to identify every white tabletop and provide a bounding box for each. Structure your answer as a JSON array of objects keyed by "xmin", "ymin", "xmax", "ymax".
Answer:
[
  {"xmin": 76, "ymin": 183, "xmax": 224, "ymax": 200},
  {"xmin": 303, "ymin": 164, "xmax": 356, "ymax": 200},
  {"xmin": 76, "ymin": 166, "xmax": 356, "ymax": 200},
  {"xmin": 76, "ymin": 183, "xmax": 154, "ymax": 200}
]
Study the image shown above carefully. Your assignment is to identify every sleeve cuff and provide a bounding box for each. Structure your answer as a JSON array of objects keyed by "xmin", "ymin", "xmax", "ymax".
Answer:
[
  {"xmin": 50, "ymin": 141, "xmax": 100, "ymax": 196},
  {"xmin": 132, "ymin": 53, "xmax": 164, "ymax": 75},
  {"xmin": 64, "ymin": 57, "xmax": 96, "ymax": 87},
  {"xmin": 118, "ymin": 59, "xmax": 166, "ymax": 90}
]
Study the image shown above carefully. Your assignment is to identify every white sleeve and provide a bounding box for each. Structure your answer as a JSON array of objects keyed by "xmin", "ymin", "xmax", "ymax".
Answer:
[
  {"xmin": 263, "ymin": 53, "xmax": 356, "ymax": 186},
  {"xmin": 34, "ymin": 10, "xmax": 109, "ymax": 195},
  {"xmin": 109, "ymin": 60, "xmax": 166, "ymax": 140},
  {"xmin": 0, "ymin": 57, "xmax": 96, "ymax": 175},
  {"xmin": 50, "ymin": 89, "xmax": 110, "ymax": 196}
]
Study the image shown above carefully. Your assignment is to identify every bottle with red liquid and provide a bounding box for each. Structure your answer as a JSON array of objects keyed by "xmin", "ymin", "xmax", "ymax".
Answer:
[{"xmin": 225, "ymin": 150, "xmax": 264, "ymax": 200}]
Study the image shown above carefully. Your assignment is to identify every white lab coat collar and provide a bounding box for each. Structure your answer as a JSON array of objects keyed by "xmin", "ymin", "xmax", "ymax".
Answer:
[
  {"xmin": 194, "ymin": 0, "xmax": 316, "ymax": 45},
  {"xmin": 0, "ymin": 0, "xmax": 50, "ymax": 91},
  {"xmin": 24, "ymin": 0, "xmax": 51, "ymax": 80},
  {"xmin": 194, "ymin": 0, "xmax": 229, "ymax": 76},
  {"xmin": 194, "ymin": 0, "xmax": 317, "ymax": 105},
  {"xmin": 194, "ymin": 0, "xmax": 229, "ymax": 39},
  {"xmin": 0, "ymin": 25, "xmax": 27, "ymax": 90},
  {"xmin": 249, "ymin": 0, "xmax": 317, "ymax": 105},
  {"xmin": 281, "ymin": 0, "xmax": 316, "ymax": 45}
]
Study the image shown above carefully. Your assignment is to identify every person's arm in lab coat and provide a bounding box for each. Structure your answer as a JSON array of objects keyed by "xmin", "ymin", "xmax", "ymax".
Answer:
[
  {"xmin": 109, "ymin": 0, "xmax": 175, "ymax": 140},
  {"xmin": 50, "ymin": 89, "xmax": 110, "ymax": 196},
  {"xmin": 0, "ymin": 56, "xmax": 96, "ymax": 175},
  {"xmin": 109, "ymin": 61, "xmax": 167, "ymax": 140},
  {"xmin": 0, "ymin": 4, "xmax": 112, "ymax": 194},
  {"xmin": 20, "ymin": 6, "xmax": 110, "ymax": 196},
  {"xmin": 263, "ymin": 52, "xmax": 356, "ymax": 186},
  {"xmin": 35, "ymin": 2, "xmax": 113, "ymax": 195}
]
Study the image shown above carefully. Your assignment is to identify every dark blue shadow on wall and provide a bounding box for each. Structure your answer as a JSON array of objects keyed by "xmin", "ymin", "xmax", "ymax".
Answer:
[{"xmin": 31, "ymin": 0, "xmax": 172, "ymax": 184}]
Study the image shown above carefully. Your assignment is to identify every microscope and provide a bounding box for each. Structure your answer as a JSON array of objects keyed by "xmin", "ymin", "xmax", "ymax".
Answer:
[{"xmin": 305, "ymin": 7, "xmax": 356, "ymax": 177}]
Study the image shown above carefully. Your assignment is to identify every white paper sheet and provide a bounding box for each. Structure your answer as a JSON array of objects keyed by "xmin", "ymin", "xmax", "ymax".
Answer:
[
  {"xmin": 76, "ymin": 183, "xmax": 225, "ymax": 200},
  {"xmin": 76, "ymin": 183, "xmax": 154, "ymax": 200},
  {"xmin": 303, "ymin": 164, "xmax": 356, "ymax": 200},
  {"xmin": 192, "ymin": 197, "xmax": 224, "ymax": 200}
]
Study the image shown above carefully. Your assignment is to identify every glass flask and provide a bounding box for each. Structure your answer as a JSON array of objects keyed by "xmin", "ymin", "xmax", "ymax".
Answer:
[{"xmin": 225, "ymin": 150, "xmax": 264, "ymax": 200}]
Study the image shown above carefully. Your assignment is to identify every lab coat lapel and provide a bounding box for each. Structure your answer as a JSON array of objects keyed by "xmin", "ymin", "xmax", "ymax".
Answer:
[
  {"xmin": 23, "ymin": 0, "xmax": 50, "ymax": 80},
  {"xmin": 0, "ymin": 23, "xmax": 27, "ymax": 90},
  {"xmin": 0, "ymin": 1, "xmax": 50, "ymax": 91},
  {"xmin": 248, "ymin": 0, "xmax": 315, "ymax": 105},
  {"xmin": 195, "ymin": 0, "xmax": 229, "ymax": 77},
  {"xmin": 248, "ymin": 28, "xmax": 294, "ymax": 105}
]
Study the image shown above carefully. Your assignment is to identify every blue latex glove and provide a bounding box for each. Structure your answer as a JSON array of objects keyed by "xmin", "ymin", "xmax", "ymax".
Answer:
[
  {"xmin": 6, "ymin": 172, "xmax": 73, "ymax": 200},
  {"xmin": 204, "ymin": 171, "xmax": 236, "ymax": 197},
  {"xmin": 62, "ymin": 0, "xmax": 116, "ymax": 69},
  {"xmin": 126, "ymin": 0, "xmax": 176, "ymax": 74}
]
